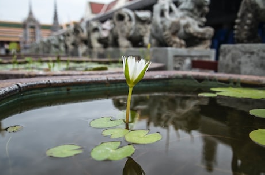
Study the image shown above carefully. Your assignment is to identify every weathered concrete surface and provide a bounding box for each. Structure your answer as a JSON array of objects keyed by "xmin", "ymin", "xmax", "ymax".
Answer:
[
  {"xmin": 0, "ymin": 62, "xmax": 164, "ymax": 80},
  {"xmin": 1, "ymin": 71, "xmax": 265, "ymax": 102},
  {"xmin": 218, "ymin": 44, "xmax": 265, "ymax": 76},
  {"xmin": 151, "ymin": 47, "xmax": 215, "ymax": 70}
]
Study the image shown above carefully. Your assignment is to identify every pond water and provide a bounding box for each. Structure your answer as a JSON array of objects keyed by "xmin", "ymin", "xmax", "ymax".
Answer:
[
  {"xmin": 0, "ymin": 62, "xmax": 122, "ymax": 72},
  {"xmin": 0, "ymin": 86, "xmax": 265, "ymax": 175}
]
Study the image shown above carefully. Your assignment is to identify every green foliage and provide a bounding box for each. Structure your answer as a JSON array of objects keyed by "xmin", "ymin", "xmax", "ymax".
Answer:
[
  {"xmin": 25, "ymin": 57, "xmax": 33, "ymax": 63},
  {"xmin": 91, "ymin": 142, "xmax": 135, "ymax": 161},
  {"xmin": 9, "ymin": 42, "xmax": 18, "ymax": 51},
  {"xmin": 47, "ymin": 62, "xmax": 52, "ymax": 71},
  {"xmin": 102, "ymin": 128, "xmax": 129, "ymax": 138},
  {"xmin": 198, "ymin": 93, "xmax": 217, "ymax": 97},
  {"xmin": 210, "ymin": 87, "xmax": 265, "ymax": 99},
  {"xmin": 12, "ymin": 55, "xmax": 17, "ymax": 69},
  {"xmin": 249, "ymin": 129, "xmax": 265, "ymax": 147},
  {"xmin": 46, "ymin": 144, "xmax": 83, "ymax": 158},
  {"xmin": 84, "ymin": 66, "xmax": 108, "ymax": 71},
  {"xmin": 250, "ymin": 109, "xmax": 265, "ymax": 118},
  {"xmin": 66, "ymin": 59, "xmax": 70, "ymax": 69},
  {"xmin": 125, "ymin": 130, "xmax": 162, "ymax": 144},
  {"xmin": 90, "ymin": 117, "xmax": 124, "ymax": 128},
  {"xmin": 25, "ymin": 57, "xmax": 33, "ymax": 70}
]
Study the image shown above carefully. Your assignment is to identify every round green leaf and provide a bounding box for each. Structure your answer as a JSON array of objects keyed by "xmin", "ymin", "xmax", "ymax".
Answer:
[
  {"xmin": 210, "ymin": 87, "xmax": 265, "ymax": 99},
  {"xmin": 5, "ymin": 125, "xmax": 23, "ymax": 133},
  {"xmin": 91, "ymin": 141, "xmax": 135, "ymax": 161},
  {"xmin": 46, "ymin": 144, "xmax": 83, "ymax": 158},
  {"xmin": 249, "ymin": 129, "xmax": 265, "ymax": 146},
  {"xmin": 250, "ymin": 109, "xmax": 265, "ymax": 118},
  {"xmin": 102, "ymin": 128, "xmax": 129, "ymax": 138},
  {"xmin": 90, "ymin": 117, "xmax": 124, "ymax": 128},
  {"xmin": 198, "ymin": 93, "xmax": 217, "ymax": 97},
  {"xmin": 125, "ymin": 130, "xmax": 162, "ymax": 144}
]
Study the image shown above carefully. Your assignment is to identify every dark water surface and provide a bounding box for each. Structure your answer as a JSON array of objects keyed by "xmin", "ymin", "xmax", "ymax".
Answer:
[{"xmin": 0, "ymin": 87, "xmax": 265, "ymax": 175}]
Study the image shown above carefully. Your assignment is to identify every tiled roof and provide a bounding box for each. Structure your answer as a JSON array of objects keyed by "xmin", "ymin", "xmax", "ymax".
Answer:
[
  {"xmin": 104, "ymin": 0, "xmax": 118, "ymax": 12},
  {"xmin": 0, "ymin": 26, "xmax": 51, "ymax": 41},
  {"xmin": 89, "ymin": 2, "xmax": 105, "ymax": 14},
  {"xmin": 0, "ymin": 21, "xmax": 52, "ymax": 30}
]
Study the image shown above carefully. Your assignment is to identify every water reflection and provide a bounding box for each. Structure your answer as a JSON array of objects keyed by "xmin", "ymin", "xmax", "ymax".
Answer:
[
  {"xmin": 113, "ymin": 94, "xmax": 265, "ymax": 175},
  {"xmin": 1, "ymin": 92, "xmax": 265, "ymax": 175},
  {"xmin": 123, "ymin": 157, "xmax": 145, "ymax": 175}
]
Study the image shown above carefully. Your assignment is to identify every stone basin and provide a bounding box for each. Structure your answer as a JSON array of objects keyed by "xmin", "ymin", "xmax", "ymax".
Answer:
[{"xmin": 0, "ymin": 71, "xmax": 265, "ymax": 175}]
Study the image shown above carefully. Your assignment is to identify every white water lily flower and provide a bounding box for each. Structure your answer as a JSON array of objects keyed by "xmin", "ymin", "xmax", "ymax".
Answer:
[{"xmin": 122, "ymin": 56, "xmax": 151, "ymax": 87}]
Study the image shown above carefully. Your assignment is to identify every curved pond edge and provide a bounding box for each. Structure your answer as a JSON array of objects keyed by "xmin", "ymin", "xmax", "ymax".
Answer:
[
  {"xmin": 0, "ymin": 62, "xmax": 164, "ymax": 79},
  {"xmin": 0, "ymin": 71, "xmax": 264, "ymax": 102}
]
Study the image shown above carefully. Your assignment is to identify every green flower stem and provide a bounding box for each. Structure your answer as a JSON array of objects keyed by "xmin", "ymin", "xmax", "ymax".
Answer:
[{"xmin": 126, "ymin": 86, "xmax": 134, "ymax": 123}]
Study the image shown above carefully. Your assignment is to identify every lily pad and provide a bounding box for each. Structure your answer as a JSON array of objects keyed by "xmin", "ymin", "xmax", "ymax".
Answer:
[
  {"xmin": 102, "ymin": 128, "xmax": 129, "ymax": 138},
  {"xmin": 198, "ymin": 93, "xmax": 217, "ymax": 97},
  {"xmin": 249, "ymin": 129, "xmax": 265, "ymax": 146},
  {"xmin": 5, "ymin": 125, "xmax": 23, "ymax": 133},
  {"xmin": 250, "ymin": 109, "xmax": 265, "ymax": 118},
  {"xmin": 125, "ymin": 130, "xmax": 162, "ymax": 144},
  {"xmin": 46, "ymin": 144, "xmax": 83, "ymax": 158},
  {"xmin": 91, "ymin": 141, "xmax": 135, "ymax": 161},
  {"xmin": 90, "ymin": 117, "xmax": 124, "ymax": 128},
  {"xmin": 210, "ymin": 87, "xmax": 265, "ymax": 99}
]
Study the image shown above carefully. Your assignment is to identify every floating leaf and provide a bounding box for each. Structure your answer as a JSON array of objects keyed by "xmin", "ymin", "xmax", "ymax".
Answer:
[
  {"xmin": 210, "ymin": 87, "xmax": 265, "ymax": 99},
  {"xmin": 125, "ymin": 130, "xmax": 162, "ymax": 144},
  {"xmin": 91, "ymin": 141, "xmax": 135, "ymax": 161},
  {"xmin": 102, "ymin": 128, "xmax": 129, "ymax": 138},
  {"xmin": 90, "ymin": 117, "xmax": 124, "ymax": 128},
  {"xmin": 249, "ymin": 129, "xmax": 265, "ymax": 146},
  {"xmin": 198, "ymin": 93, "xmax": 217, "ymax": 97},
  {"xmin": 46, "ymin": 144, "xmax": 83, "ymax": 158},
  {"xmin": 5, "ymin": 125, "xmax": 23, "ymax": 133},
  {"xmin": 250, "ymin": 109, "xmax": 265, "ymax": 118}
]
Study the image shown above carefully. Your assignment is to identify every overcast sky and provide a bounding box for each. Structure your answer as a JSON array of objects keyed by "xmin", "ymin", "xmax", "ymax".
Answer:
[{"xmin": 0, "ymin": 0, "xmax": 113, "ymax": 24}]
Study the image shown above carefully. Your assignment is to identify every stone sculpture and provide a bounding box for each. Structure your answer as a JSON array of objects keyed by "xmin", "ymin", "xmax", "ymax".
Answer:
[
  {"xmin": 234, "ymin": 0, "xmax": 265, "ymax": 43},
  {"xmin": 63, "ymin": 23, "xmax": 88, "ymax": 56},
  {"xmin": 48, "ymin": 34, "xmax": 66, "ymax": 55},
  {"xmin": 63, "ymin": 28, "xmax": 75, "ymax": 55},
  {"xmin": 151, "ymin": 0, "xmax": 214, "ymax": 48},
  {"xmin": 87, "ymin": 21, "xmax": 105, "ymax": 49},
  {"xmin": 73, "ymin": 23, "xmax": 89, "ymax": 57},
  {"xmin": 110, "ymin": 8, "xmax": 151, "ymax": 48}
]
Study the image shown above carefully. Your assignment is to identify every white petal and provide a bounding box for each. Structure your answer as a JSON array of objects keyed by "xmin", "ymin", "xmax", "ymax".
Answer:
[
  {"xmin": 128, "ymin": 57, "xmax": 136, "ymax": 81},
  {"xmin": 122, "ymin": 56, "xmax": 127, "ymax": 73}
]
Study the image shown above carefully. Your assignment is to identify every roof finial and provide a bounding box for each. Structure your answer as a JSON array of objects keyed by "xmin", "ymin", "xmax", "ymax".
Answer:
[
  {"xmin": 51, "ymin": 0, "xmax": 60, "ymax": 32},
  {"xmin": 29, "ymin": 0, "xmax": 33, "ymax": 16}
]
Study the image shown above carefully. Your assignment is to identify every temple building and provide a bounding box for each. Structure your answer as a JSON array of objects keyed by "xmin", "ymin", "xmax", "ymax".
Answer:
[
  {"xmin": 84, "ymin": 0, "xmax": 135, "ymax": 20},
  {"xmin": 0, "ymin": 1, "xmax": 62, "ymax": 54},
  {"xmin": 0, "ymin": 21, "xmax": 51, "ymax": 54},
  {"xmin": 20, "ymin": 1, "xmax": 43, "ymax": 51},
  {"xmin": 50, "ymin": 0, "xmax": 61, "ymax": 33}
]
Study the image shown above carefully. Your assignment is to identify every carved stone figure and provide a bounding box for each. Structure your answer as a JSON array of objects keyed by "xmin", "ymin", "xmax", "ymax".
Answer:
[
  {"xmin": 42, "ymin": 38, "xmax": 51, "ymax": 54},
  {"xmin": 63, "ymin": 28, "xmax": 75, "ymax": 55},
  {"xmin": 151, "ymin": 0, "xmax": 214, "ymax": 48},
  {"xmin": 234, "ymin": 0, "xmax": 265, "ymax": 43},
  {"xmin": 48, "ymin": 34, "xmax": 65, "ymax": 55},
  {"xmin": 87, "ymin": 21, "xmax": 105, "ymax": 49},
  {"xmin": 63, "ymin": 23, "xmax": 88, "ymax": 56},
  {"xmin": 111, "ymin": 8, "xmax": 151, "ymax": 48}
]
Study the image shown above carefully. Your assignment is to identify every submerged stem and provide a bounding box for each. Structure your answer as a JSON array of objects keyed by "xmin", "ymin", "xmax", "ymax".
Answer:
[
  {"xmin": 126, "ymin": 87, "xmax": 133, "ymax": 123},
  {"xmin": 6, "ymin": 136, "xmax": 12, "ymax": 175}
]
